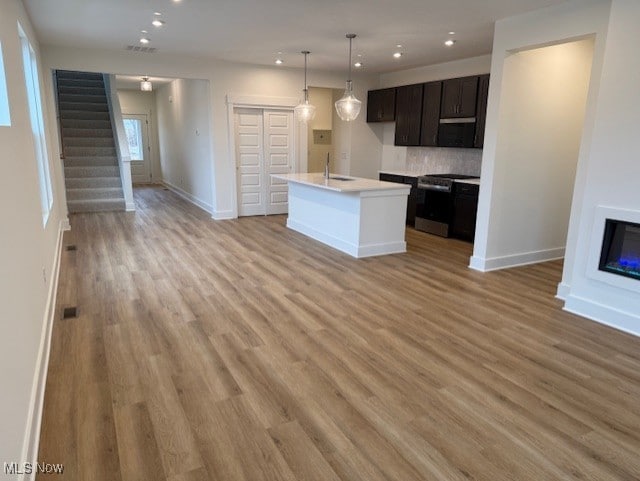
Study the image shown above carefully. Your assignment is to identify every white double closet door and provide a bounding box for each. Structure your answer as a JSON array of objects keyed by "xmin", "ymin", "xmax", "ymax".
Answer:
[{"xmin": 235, "ymin": 108, "xmax": 294, "ymax": 216}]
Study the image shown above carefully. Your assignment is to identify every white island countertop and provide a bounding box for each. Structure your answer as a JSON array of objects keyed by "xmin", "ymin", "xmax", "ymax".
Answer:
[
  {"xmin": 273, "ymin": 172, "xmax": 410, "ymax": 257},
  {"xmin": 273, "ymin": 173, "xmax": 410, "ymax": 193}
]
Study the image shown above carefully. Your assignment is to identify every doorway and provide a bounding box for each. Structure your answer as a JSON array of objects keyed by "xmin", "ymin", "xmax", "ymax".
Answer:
[
  {"xmin": 472, "ymin": 37, "xmax": 595, "ymax": 272},
  {"xmin": 235, "ymin": 107, "xmax": 294, "ymax": 216},
  {"xmin": 123, "ymin": 114, "xmax": 152, "ymax": 183}
]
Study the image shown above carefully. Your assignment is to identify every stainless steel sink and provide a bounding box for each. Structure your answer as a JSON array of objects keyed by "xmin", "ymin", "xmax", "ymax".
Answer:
[{"xmin": 329, "ymin": 176, "xmax": 355, "ymax": 181}]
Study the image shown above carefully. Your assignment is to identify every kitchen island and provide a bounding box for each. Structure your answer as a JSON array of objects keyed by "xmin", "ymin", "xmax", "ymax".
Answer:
[{"xmin": 272, "ymin": 173, "xmax": 411, "ymax": 258}]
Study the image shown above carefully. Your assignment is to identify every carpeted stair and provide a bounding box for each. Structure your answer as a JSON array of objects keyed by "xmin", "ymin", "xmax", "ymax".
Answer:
[{"xmin": 56, "ymin": 70, "xmax": 126, "ymax": 213}]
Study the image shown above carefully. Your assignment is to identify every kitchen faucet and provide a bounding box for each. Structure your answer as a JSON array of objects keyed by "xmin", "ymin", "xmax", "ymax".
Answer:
[{"xmin": 324, "ymin": 152, "xmax": 330, "ymax": 179}]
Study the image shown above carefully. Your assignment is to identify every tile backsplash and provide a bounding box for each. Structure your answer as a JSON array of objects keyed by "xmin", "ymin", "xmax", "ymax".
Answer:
[{"xmin": 405, "ymin": 147, "xmax": 482, "ymax": 176}]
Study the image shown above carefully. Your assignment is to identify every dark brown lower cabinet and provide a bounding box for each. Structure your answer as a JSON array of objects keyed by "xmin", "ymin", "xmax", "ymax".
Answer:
[
  {"xmin": 451, "ymin": 182, "xmax": 479, "ymax": 242},
  {"xmin": 379, "ymin": 173, "xmax": 418, "ymax": 226}
]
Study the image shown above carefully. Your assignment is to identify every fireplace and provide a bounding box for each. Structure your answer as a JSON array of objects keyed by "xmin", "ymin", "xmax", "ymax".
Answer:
[{"xmin": 599, "ymin": 219, "xmax": 640, "ymax": 281}]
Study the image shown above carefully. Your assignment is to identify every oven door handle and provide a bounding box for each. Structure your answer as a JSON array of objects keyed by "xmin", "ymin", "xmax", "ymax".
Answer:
[{"xmin": 417, "ymin": 184, "xmax": 452, "ymax": 192}]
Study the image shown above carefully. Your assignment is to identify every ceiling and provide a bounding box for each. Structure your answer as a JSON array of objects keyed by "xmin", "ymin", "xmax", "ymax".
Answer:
[{"xmin": 25, "ymin": 0, "xmax": 568, "ymax": 73}]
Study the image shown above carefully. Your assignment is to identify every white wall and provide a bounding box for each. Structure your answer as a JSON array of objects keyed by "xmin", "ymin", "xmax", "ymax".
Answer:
[
  {"xmin": 117, "ymin": 89, "xmax": 161, "ymax": 182},
  {"xmin": 331, "ymin": 88, "xmax": 350, "ymax": 176},
  {"xmin": 471, "ymin": 0, "xmax": 612, "ymax": 272},
  {"xmin": 376, "ymin": 55, "xmax": 491, "ymax": 175},
  {"xmin": 40, "ymin": 46, "xmax": 381, "ymax": 219},
  {"xmin": 0, "ymin": 0, "xmax": 66, "ymax": 475},
  {"xmin": 562, "ymin": 0, "xmax": 640, "ymax": 335},
  {"xmin": 472, "ymin": 38, "xmax": 594, "ymax": 269},
  {"xmin": 154, "ymin": 78, "xmax": 214, "ymax": 211},
  {"xmin": 307, "ymin": 87, "xmax": 333, "ymax": 173}
]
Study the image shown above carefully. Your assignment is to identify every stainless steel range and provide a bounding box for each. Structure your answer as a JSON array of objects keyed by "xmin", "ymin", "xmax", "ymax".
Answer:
[{"xmin": 415, "ymin": 173, "xmax": 479, "ymax": 236}]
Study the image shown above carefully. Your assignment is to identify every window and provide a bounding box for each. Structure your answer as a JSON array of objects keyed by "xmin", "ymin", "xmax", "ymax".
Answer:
[
  {"xmin": 123, "ymin": 118, "xmax": 144, "ymax": 161},
  {"xmin": 18, "ymin": 23, "xmax": 53, "ymax": 225},
  {"xmin": 0, "ymin": 42, "xmax": 10, "ymax": 126}
]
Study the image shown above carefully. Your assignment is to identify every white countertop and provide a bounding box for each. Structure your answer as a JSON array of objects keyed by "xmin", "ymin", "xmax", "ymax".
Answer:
[
  {"xmin": 379, "ymin": 170, "xmax": 481, "ymax": 186},
  {"xmin": 379, "ymin": 170, "xmax": 429, "ymax": 178},
  {"xmin": 455, "ymin": 178, "xmax": 481, "ymax": 185},
  {"xmin": 273, "ymin": 173, "xmax": 411, "ymax": 193}
]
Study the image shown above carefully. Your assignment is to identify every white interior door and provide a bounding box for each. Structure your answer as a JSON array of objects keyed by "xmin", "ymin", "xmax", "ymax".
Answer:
[
  {"xmin": 123, "ymin": 114, "xmax": 151, "ymax": 183},
  {"xmin": 235, "ymin": 108, "xmax": 294, "ymax": 216},
  {"xmin": 236, "ymin": 108, "xmax": 265, "ymax": 216},
  {"xmin": 264, "ymin": 110, "xmax": 294, "ymax": 215}
]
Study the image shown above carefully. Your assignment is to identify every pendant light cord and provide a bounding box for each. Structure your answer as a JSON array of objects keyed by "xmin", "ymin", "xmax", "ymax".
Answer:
[
  {"xmin": 304, "ymin": 52, "xmax": 308, "ymax": 94},
  {"xmin": 347, "ymin": 35, "xmax": 353, "ymax": 82},
  {"xmin": 344, "ymin": 34, "xmax": 356, "ymax": 85}
]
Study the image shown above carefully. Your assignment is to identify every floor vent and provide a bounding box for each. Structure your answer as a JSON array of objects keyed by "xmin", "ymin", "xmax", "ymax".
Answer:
[
  {"xmin": 163, "ymin": 188, "xmax": 169, "ymax": 191},
  {"xmin": 62, "ymin": 307, "xmax": 78, "ymax": 319},
  {"xmin": 66, "ymin": 245, "xmax": 77, "ymax": 251}
]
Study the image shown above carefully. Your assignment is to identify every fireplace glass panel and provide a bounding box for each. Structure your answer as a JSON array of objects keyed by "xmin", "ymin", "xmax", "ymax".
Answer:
[{"xmin": 599, "ymin": 219, "xmax": 640, "ymax": 281}]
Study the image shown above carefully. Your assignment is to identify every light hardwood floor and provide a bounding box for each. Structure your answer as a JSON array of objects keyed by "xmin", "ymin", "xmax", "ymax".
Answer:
[{"xmin": 38, "ymin": 186, "xmax": 640, "ymax": 481}]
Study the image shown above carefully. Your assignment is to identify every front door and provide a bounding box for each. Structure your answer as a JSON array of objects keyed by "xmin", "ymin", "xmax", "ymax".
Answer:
[
  {"xmin": 235, "ymin": 108, "xmax": 294, "ymax": 216},
  {"xmin": 123, "ymin": 114, "xmax": 151, "ymax": 183}
]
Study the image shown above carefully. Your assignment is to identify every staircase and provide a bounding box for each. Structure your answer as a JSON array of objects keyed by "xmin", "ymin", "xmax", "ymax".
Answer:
[{"xmin": 56, "ymin": 70, "xmax": 126, "ymax": 213}]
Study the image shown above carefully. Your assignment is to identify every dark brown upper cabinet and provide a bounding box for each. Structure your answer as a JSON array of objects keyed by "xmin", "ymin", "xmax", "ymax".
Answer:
[
  {"xmin": 394, "ymin": 84, "xmax": 423, "ymax": 146},
  {"xmin": 419, "ymin": 81, "xmax": 442, "ymax": 147},
  {"xmin": 441, "ymin": 76, "xmax": 479, "ymax": 118},
  {"xmin": 474, "ymin": 74, "xmax": 490, "ymax": 148},
  {"xmin": 366, "ymin": 88, "xmax": 396, "ymax": 122}
]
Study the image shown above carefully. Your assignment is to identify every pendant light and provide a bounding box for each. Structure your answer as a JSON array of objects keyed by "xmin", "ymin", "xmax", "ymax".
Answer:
[
  {"xmin": 334, "ymin": 33, "xmax": 361, "ymax": 122},
  {"xmin": 294, "ymin": 51, "xmax": 316, "ymax": 123},
  {"xmin": 140, "ymin": 77, "xmax": 153, "ymax": 92}
]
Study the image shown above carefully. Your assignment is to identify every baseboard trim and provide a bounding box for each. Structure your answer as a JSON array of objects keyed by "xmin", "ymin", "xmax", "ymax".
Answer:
[
  {"xmin": 564, "ymin": 294, "xmax": 640, "ymax": 338},
  {"xmin": 556, "ymin": 282, "xmax": 571, "ymax": 301},
  {"xmin": 125, "ymin": 201, "xmax": 135, "ymax": 212},
  {"xmin": 20, "ymin": 219, "xmax": 66, "ymax": 480},
  {"xmin": 469, "ymin": 247, "xmax": 565, "ymax": 272},
  {"xmin": 212, "ymin": 209, "xmax": 235, "ymax": 220},
  {"xmin": 161, "ymin": 181, "xmax": 213, "ymax": 214}
]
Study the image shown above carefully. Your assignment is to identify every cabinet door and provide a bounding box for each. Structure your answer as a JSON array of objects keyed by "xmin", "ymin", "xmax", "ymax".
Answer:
[
  {"xmin": 367, "ymin": 88, "xmax": 396, "ymax": 122},
  {"xmin": 458, "ymin": 76, "xmax": 479, "ymax": 117},
  {"xmin": 379, "ymin": 173, "xmax": 404, "ymax": 184},
  {"xmin": 451, "ymin": 183, "xmax": 479, "ymax": 241},
  {"xmin": 440, "ymin": 78, "xmax": 461, "ymax": 118},
  {"xmin": 404, "ymin": 176, "xmax": 418, "ymax": 226},
  {"xmin": 394, "ymin": 84, "xmax": 423, "ymax": 146},
  {"xmin": 474, "ymin": 75, "xmax": 490, "ymax": 148},
  {"xmin": 441, "ymin": 76, "xmax": 479, "ymax": 118},
  {"xmin": 420, "ymin": 81, "xmax": 442, "ymax": 146}
]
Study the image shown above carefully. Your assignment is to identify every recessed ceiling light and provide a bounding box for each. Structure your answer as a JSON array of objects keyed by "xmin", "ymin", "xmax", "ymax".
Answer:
[
  {"xmin": 152, "ymin": 19, "xmax": 165, "ymax": 27},
  {"xmin": 275, "ymin": 58, "xmax": 283, "ymax": 65},
  {"xmin": 448, "ymin": 31, "xmax": 456, "ymax": 35},
  {"xmin": 172, "ymin": 0, "xmax": 182, "ymax": 3},
  {"xmin": 354, "ymin": 62, "xmax": 363, "ymax": 68},
  {"xmin": 154, "ymin": 12, "xmax": 162, "ymax": 16},
  {"xmin": 393, "ymin": 52, "xmax": 403, "ymax": 58},
  {"xmin": 396, "ymin": 44, "xmax": 403, "ymax": 48},
  {"xmin": 141, "ymin": 30, "xmax": 148, "ymax": 34},
  {"xmin": 140, "ymin": 37, "xmax": 150, "ymax": 44},
  {"xmin": 357, "ymin": 54, "xmax": 362, "ymax": 57},
  {"xmin": 444, "ymin": 39, "xmax": 456, "ymax": 47}
]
